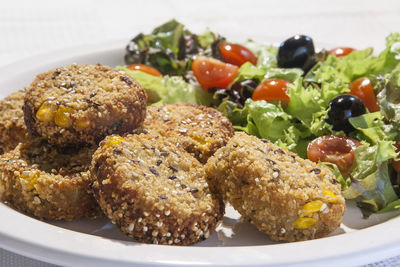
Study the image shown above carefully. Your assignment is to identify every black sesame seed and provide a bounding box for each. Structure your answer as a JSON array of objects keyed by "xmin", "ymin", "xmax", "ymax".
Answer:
[
  {"xmin": 113, "ymin": 149, "xmax": 122, "ymax": 155},
  {"xmin": 332, "ymin": 179, "xmax": 339, "ymax": 184},
  {"xmin": 156, "ymin": 160, "xmax": 162, "ymax": 166},
  {"xmin": 160, "ymin": 151, "xmax": 169, "ymax": 157},
  {"xmin": 310, "ymin": 168, "xmax": 321, "ymax": 174},
  {"xmin": 266, "ymin": 158, "xmax": 276, "ymax": 165},
  {"xmin": 272, "ymin": 168, "xmax": 280, "ymax": 173},
  {"xmin": 120, "ymin": 76, "xmax": 132, "ymax": 85},
  {"xmin": 274, "ymin": 148, "xmax": 285, "ymax": 154},
  {"xmin": 191, "ymin": 188, "xmax": 199, "ymax": 193},
  {"xmin": 169, "ymin": 174, "xmax": 177, "ymax": 180},
  {"xmin": 168, "ymin": 166, "xmax": 178, "ymax": 172},
  {"xmin": 90, "ymin": 92, "xmax": 97, "ymax": 98},
  {"xmin": 181, "ymin": 184, "xmax": 187, "ymax": 189},
  {"xmin": 261, "ymin": 139, "xmax": 270, "ymax": 143},
  {"xmin": 159, "ymin": 195, "xmax": 168, "ymax": 200},
  {"xmin": 149, "ymin": 167, "xmax": 159, "ymax": 175},
  {"xmin": 233, "ymin": 144, "xmax": 238, "ymax": 148}
]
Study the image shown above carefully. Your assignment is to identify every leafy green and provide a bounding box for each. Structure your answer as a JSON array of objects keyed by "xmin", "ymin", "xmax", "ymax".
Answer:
[{"xmin": 117, "ymin": 67, "xmax": 212, "ymax": 106}]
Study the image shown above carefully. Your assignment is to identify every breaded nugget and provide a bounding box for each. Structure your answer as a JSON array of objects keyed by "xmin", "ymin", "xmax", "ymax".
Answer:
[
  {"xmin": 205, "ymin": 132, "xmax": 346, "ymax": 242},
  {"xmin": 23, "ymin": 64, "xmax": 147, "ymax": 147},
  {"xmin": 141, "ymin": 104, "xmax": 234, "ymax": 163},
  {"xmin": 0, "ymin": 139, "xmax": 101, "ymax": 220},
  {"xmin": 0, "ymin": 89, "xmax": 30, "ymax": 154},
  {"xmin": 90, "ymin": 133, "xmax": 224, "ymax": 245}
]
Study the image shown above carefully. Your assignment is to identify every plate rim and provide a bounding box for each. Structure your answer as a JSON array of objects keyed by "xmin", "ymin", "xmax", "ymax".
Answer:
[{"xmin": 0, "ymin": 41, "xmax": 400, "ymax": 267}]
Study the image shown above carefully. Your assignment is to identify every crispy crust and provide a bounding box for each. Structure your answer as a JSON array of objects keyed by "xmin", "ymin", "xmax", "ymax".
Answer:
[
  {"xmin": 140, "ymin": 104, "xmax": 234, "ymax": 163},
  {"xmin": 205, "ymin": 132, "xmax": 346, "ymax": 242},
  {"xmin": 0, "ymin": 139, "xmax": 101, "ymax": 220},
  {"xmin": 90, "ymin": 133, "xmax": 224, "ymax": 245},
  {"xmin": 0, "ymin": 89, "xmax": 30, "ymax": 154},
  {"xmin": 23, "ymin": 64, "xmax": 147, "ymax": 147}
]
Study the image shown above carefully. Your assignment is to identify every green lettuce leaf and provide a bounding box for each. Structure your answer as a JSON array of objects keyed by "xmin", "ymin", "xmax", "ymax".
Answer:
[{"xmin": 117, "ymin": 67, "xmax": 212, "ymax": 106}]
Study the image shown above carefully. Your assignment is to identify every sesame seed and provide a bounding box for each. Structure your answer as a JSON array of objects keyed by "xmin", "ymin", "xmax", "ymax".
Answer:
[
  {"xmin": 165, "ymin": 210, "xmax": 171, "ymax": 216},
  {"xmin": 143, "ymin": 211, "xmax": 149, "ymax": 216},
  {"xmin": 168, "ymin": 166, "xmax": 178, "ymax": 172},
  {"xmin": 128, "ymin": 223, "xmax": 135, "ymax": 232},
  {"xmin": 33, "ymin": 196, "xmax": 41, "ymax": 204},
  {"xmin": 152, "ymin": 230, "xmax": 158, "ymax": 237},
  {"xmin": 255, "ymin": 178, "xmax": 260, "ymax": 183},
  {"xmin": 168, "ymin": 240, "xmax": 173, "ymax": 245},
  {"xmin": 156, "ymin": 221, "xmax": 163, "ymax": 228},
  {"xmin": 280, "ymin": 228, "xmax": 286, "ymax": 234},
  {"xmin": 149, "ymin": 167, "xmax": 159, "ymax": 175},
  {"xmin": 174, "ymin": 239, "xmax": 180, "ymax": 243},
  {"xmin": 166, "ymin": 232, "xmax": 171, "ymax": 237},
  {"xmin": 204, "ymin": 231, "xmax": 210, "ymax": 238},
  {"xmin": 156, "ymin": 214, "xmax": 160, "ymax": 218},
  {"xmin": 273, "ymin": 172, "xmax": 279, "ymax": 179},
  {"xmin": 143, "ymin": 226, "xmax": 148, "ymax": 232},
  {"xmin": 178, "ymin": 128, "xmax": 188, "ymax": 133},
  {"xmin": 138, "ymin": 217, "xmax": 142, "ymax": 222}
]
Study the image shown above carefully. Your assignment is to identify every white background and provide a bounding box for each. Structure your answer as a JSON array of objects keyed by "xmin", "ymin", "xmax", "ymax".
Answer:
[{"xmin": 1, "ymin": 0, "xmax": 400, "ymax": 266}]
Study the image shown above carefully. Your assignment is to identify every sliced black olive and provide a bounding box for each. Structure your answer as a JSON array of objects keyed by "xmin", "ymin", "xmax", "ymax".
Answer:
[
  {"xmin": 277, "ymin": 35, "xmax": 316, "ymax": 73},
  {"xmin": 326, "ymin": 94, "xmax": 366, "ymax": 133}
]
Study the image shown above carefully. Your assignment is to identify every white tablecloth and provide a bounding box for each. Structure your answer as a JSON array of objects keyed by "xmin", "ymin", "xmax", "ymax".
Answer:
[{"xmin": 1, "ymin": 0, "xmax": 400, "ymax": 266}]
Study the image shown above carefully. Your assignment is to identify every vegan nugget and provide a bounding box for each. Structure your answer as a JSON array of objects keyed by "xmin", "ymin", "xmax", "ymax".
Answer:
[
  {"xmin": 205, "ymin": 132, "xmax": 346, "ymax": 242},
  {"xmin": 0, "ymin": 139, "xmax": 101, "ymax": 220},
  {"xmin": 0, "ymin": 89, "xmax": 30, "ymax": 154},
  {"xmin": 91, "ymin": 133, "xmax": 224, "ymax": 245},
  {"xmin": 23, "ymin": 64, "xmax": 147, "ymax": 147},
  {"xmin": 141, "ymin": 104, "xmax": 234, "ymax": 163}
]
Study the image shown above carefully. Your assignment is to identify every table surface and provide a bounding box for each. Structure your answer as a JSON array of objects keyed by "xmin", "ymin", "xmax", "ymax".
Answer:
[{"xmin": 1, "ymin": 0, "xmax": 400, "ymax": 266}]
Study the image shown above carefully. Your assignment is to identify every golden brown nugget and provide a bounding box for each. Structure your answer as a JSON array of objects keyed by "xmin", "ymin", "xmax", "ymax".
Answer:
[
  {"xmin": 141, "ymin": 104, "xmax": 234, "ymax": 163},
  {"xmin": 90, "ymin": 134, "xmax": 224, "ymax": 245},
  {"xmin": 0, "ymin": 139, "xmax": 101, "ymax": 220},
  {"xmin": 0, "ymin": 89, "xmax": 30, "ymax": 154},
  {"xmin": 23, "ymin": 64, "xmax": 147, "ymax": 146},
  {"xmin": 205, "ymin": 132, "xmax": 346, "ymax": 242}
]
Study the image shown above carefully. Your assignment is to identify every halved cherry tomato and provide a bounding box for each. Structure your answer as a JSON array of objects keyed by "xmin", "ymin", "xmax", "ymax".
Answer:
[
  {"xmin": 252, "ymin": 79, "xmax": 292, "ymax": 102},
  {"xmin": 219, "ymin": 43, "xmax": 258, "ymax": 66},
  {"xmin": 126, "ymin": 64, "xmax": 162, "ymax": 77},
  {"xmin": 349, "ymin": 77, "xmax": 379, "ymax": 112},
  {"xmin": 329, "ymin": 47, "xmax": 356, "ymax": 57},
  {"xmin": 391, "ymin": 142, "xmax": 400, "ymax": 173},
  {"xmin": 192, "ymin": 56, "xmax": 238, "ymax": 90},
  {"xmin": 307, "ymin": 136, "xmax": 361, "ymax": 175}
]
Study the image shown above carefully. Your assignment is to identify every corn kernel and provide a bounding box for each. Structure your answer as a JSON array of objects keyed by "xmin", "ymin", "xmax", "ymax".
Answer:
[
  {"xmin": 75, "ymin": 118, "xmax": 90, "ymax": 129},
  {"xmin": 20, "ymin": 170, "xmax": 39, "ymax": 190},
  {"xmin": 104, "ymin": 136, "xmax": 126, "ymax": 147},
  {"xmin": 54, "ymin": 107, "xmax": 73, "ymax": 128},
  {"xmin": 323, "ymin": 189, "xmax": 338, "ymax": 203},
  {"xmin": 36, "ymin": 102, "xmax": 56, "ymax": 122},
  {"xmin": 294, "ymin": 217, "xmax": 317, "ymax": 229},
  {"xmin": 301, "ymin": 200, "xmax": 324, "ymax": 215}
]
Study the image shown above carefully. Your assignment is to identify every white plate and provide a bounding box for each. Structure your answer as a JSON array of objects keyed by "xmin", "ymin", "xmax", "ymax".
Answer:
[{"xmin": 1, "ymin": 41, "xmax": 400, "ymax": 267}]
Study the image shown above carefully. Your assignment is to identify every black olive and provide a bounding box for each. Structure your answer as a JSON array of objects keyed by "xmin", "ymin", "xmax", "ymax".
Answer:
[
  {"xmin": 326, "ymin": 94, "xmax": 366, "ymax": 133},
  {"xmin": 277, "ymin": 35, "xmax": 316, "ymax": 73}
]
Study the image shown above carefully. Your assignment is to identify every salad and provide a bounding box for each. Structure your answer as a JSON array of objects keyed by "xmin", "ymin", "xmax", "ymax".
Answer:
[{"xmin": 118, "ymin": 19, "xmax": 400, "ymax": 217}]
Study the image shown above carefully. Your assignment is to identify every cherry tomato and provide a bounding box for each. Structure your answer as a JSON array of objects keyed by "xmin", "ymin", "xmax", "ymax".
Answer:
[
  {"xmin": 192, "ymin": 56, "xmax": 239, "ymax": 89},
  {"xmin": 126, "ymin": 64, "xmax": 162, "ymax": 77},
  {"xmin": 329, "ymin": 47, "xmax": 356, "ymax": 57},
  {"xmin": 307, "ymin": 136, "xmax": 361, "ymax": 175},
  {"xmin": 391, "ymin": 142, "xmax": 400, "ymax": 173},
  {"xmin": 219, "ymin": 43, "xmax": 258, "ymax": 66},
  {"xmin": 252, "ymin": 79, "xmax": 292, "ymax": 102},
  {"xmin": 349, "ymin": 77, "xmax": 379, "ymax": 112}
]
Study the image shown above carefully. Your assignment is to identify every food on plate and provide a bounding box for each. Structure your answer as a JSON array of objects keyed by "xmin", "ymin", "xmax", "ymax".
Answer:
[
  {"xmin": 122, "ymin": 20, "xmax": 400, "ymax": 215},
  {"xmin": 0, "ymin": 138, "xmax": 101, "ymax": 220},
  {"xmin": 205, "ymin": 132, "xmax": 345, "ymax": 241},
  {"xmin": 139, "ymin": 104, "xmax": 234, "ymax": 163},
  {"xmin": 23, "ymin": 64, "xmax": 147, "ymax": 147},
  {"xmin": 90, "ymin": 133, "xmax": 224, "ymax": 245},
  {"xmin": 0, "ymin": 89, "xmax": 31, "ymax": 154}
]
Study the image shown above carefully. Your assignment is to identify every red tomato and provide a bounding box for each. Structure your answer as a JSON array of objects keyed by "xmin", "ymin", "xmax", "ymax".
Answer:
[
  {"xmin": 126, "ymin": 64, "xmax": 162, "ymax": 77},
  {"xmin": 349, "ymin": 77, "xmax": 379, "ymax": 112},
  {"xmin": 307, "ymin": 136, "xmax": 361, "ymax": 175},
  {"xmin": 252, "ymin": 79, "xmax": 292, "ymax": 102},
  {"xmin": 192, "ymin": 56, "xmax": 239, "ymax": 89},
  {"xmin": 329, "ymin": 47, "xmax": 356, "ymax": 57},
  {"xmin": 391, "ymin": 142, "xmax": 400, "ymax": 173},
  {"xmin": 219, "ymin": 43, "xmax": 258, "ymax": 66}
]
